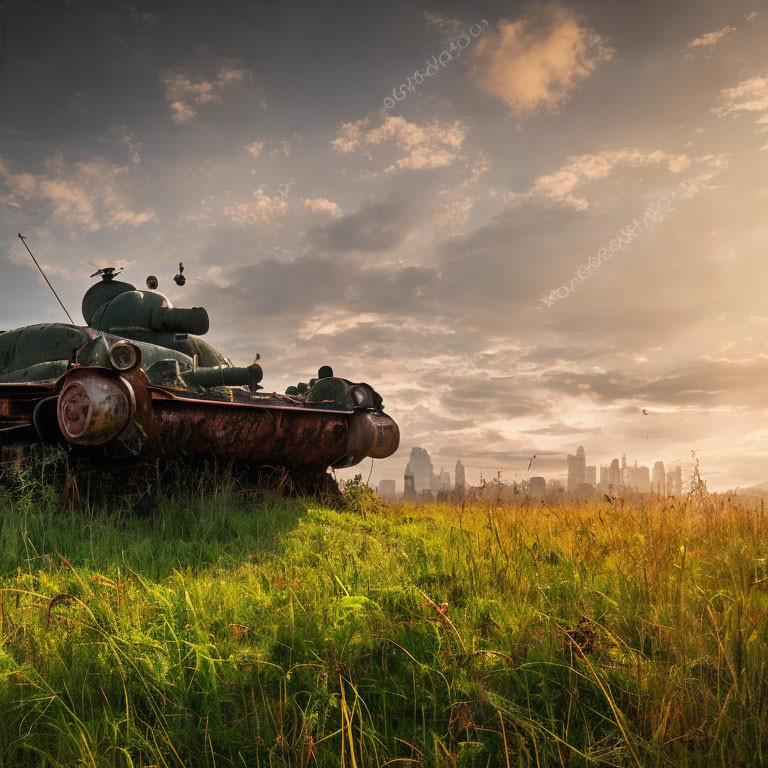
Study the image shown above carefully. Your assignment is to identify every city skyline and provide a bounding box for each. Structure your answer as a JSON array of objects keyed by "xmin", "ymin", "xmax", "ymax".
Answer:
[{"xmin": 380, "ymin": 443, "xmax": 690, "ymax": 497}]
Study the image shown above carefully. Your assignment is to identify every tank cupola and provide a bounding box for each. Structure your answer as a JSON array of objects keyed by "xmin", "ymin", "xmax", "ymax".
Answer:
[{"xmin": 82, "ymin": 267, "xmax": 136, "ymax": 325}]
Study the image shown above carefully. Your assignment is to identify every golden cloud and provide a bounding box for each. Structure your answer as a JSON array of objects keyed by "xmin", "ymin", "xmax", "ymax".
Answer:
[{"xmin": 466, "ymin": 4, "xmax": 613, "ymax": 116}]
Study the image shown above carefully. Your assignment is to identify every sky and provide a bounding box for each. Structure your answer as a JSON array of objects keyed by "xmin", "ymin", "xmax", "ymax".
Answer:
[{"xmin": 1, "ymin": 0, "xmax": 767, "ymax": 491}]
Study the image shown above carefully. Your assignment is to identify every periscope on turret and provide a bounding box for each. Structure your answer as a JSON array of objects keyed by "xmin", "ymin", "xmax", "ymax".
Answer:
[{"xmin": 0, "ymin": 267, "xmax": 399, "ymax": 479}]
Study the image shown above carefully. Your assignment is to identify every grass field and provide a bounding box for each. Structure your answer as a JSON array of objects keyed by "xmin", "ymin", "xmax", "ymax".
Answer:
[{"xmin": 0, "ymin": 469, "xmax": 767, "ymax": 767}]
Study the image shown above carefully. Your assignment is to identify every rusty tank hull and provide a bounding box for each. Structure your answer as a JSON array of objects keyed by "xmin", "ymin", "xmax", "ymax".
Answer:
[
  {"xmin": 149, "ymin": 398, "xmax": 397, "ymax": 469},
  {"xmin": 1, "ymin": 365, "xmax": 399, "ymax": 472}
]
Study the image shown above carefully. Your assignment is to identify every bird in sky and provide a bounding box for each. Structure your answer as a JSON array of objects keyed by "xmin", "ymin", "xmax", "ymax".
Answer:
[
  {"xmin": 527, "ymin": 454, "xmax": 536, "ymax": 472},
  {"xmin": 642, "ymin": 409, "xmax": 648, "ymax": 415}
]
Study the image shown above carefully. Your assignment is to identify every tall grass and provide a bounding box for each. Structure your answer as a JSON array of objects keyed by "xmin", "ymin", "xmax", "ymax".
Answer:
[{"xmin": 0, "ymin": 474, "xmax": 766, "ymax": 766}]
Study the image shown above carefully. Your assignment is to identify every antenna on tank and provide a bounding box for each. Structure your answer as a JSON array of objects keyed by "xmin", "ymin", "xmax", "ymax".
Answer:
[{"xmin": 17, "ymin": 233, "xmax": 75, "ymax": 324}]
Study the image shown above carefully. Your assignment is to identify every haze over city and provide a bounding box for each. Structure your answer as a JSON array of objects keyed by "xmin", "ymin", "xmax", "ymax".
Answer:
[{"xmin": 2, "ymin": 0, "xmax": 768, "ymax": 490}]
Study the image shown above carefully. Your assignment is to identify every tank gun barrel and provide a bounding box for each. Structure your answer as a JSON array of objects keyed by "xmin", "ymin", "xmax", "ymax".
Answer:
[
  {"xmin": 150, "ymin": 306, "xmax": 209, "ymax": 335},
  {"xmin": 184, "ymin": 363, "xmax": 263, "ymax": 390}
]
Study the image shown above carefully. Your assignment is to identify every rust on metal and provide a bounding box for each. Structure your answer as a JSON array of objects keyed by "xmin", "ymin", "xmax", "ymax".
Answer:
[
  {"xmin": 0, "ymin": 382, "xmax": 57, "ymax": 425},
  {"xmin": 56, "ymin": 370, "xmax": 132, "ymax": 445}
]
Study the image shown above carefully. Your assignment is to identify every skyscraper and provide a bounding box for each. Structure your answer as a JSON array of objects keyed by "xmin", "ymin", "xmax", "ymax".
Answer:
[
  {"xmin": 621, "ymin": 453, "xmax": 629, "ymax": 486},
  {"xmin": 408, "ymin": 447, "xmax": 434, "ymax": 492},
  {"xmin": 585, "ymin": 465, "xmax": 597, "ymax": 486},
  {"xmin": 652, "ymin": 461, "xmax": 666, "ymax": 495},
  {"xmin": 455, "ymin": 460, "xmax": 466, "ymax": 493},
  {"xmin": 567, "ymin": 446, "xmax": 586, "ymax": 491},
  {"xmin": 630, "ymin": 463, "xmax": 651, "ymax": 493},
  {"xmin": 608, "ymin": 459, "xmax": 621, "ymax": 489},
  {"xmin": 666, "ymin": 465, "xmax": 683, "ymax": 495},
  {"xmin": 403, "ymin": 463, "xmax": 416, "ymax": 502}
]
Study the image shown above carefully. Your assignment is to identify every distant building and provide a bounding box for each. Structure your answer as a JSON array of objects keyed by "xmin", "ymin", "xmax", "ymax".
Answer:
[
  {"xmin": 455, "ymin": 460, "xmax": 466, "ymax": 497},
  {"xmin": 608, "ymin": 458, "xmax": 621, "ymax": 489},
  {"xmin": 599, "ymin": 465, "xmax": 609, "ymax": 488},
  {"xmin": 666, "ymin": 466, "xmax": 683, "ymax": 495},
  {"xmin": 630, "ymin": 463, "xmax": 651, "ymax": 492},
  {"xmin": 576, "ymin": 482, "xmax": 594, "ymax": 499},
  {"xmin": 403, "ymin": 463, "xmax": 417, "ymax": 502},
  {"xmin": 548, "ymin": 479, "xmax": 564, "ymax": 493},
  {"xmin": 652, "ymin": 461, "xmax": 666, "ymax": 495},
  {"xmin": 408, "ymin": 447, "xmax": 434, "ymax": 492},
  {"xmin": 585, "ymin": 465, "xmax": 597, "ymax": 485},
  {"xmin": 529, "ymin": 477, "xmax": 546, "ymax": 497},
  {"xmin": 567, "ymin": 446, "xmax": 586, "ymax": 491},
  {"xmin": 436, "ymin": 467, "xmax": 451, "ymax": 492},
  {"xmin": 638, "ymin": 466, "xmax": 651, "ymax": 493},
  {"xmin": 378, "ymin": 479, "xmax": 396, "ymax": 498}
]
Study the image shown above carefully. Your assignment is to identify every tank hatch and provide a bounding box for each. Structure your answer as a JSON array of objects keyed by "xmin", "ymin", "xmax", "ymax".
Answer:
[{"xmin": 82, "ymin": 267, "xmax": 136, "ymax": 325}]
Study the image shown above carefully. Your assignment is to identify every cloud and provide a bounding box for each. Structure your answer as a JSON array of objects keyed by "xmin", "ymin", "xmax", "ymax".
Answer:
[
  {"xmin": 538, "ymin": 357, "xmax": 768, "ymax": 409},
  {"xmin": 305, "ymin": 197, "xmax": 416, "ymax": 253},
  {"xmin": 434, "ymin": 195, "xmax": 477, "ymax": 236},
  {"xmin": 303, "ymin": 197, "xmax": 342, "ymax": 217},
  {"xmin": 0, "ymin": 154, "xmax": 156, "ymax": 232},
  {"xmin": 686, "ymin": 26, "xmax": 736, "ymax": 50},
  {"xmin": 184, "ymin": 253, "xmax": 438, "ymax": 336},
  {"xmin": 245, "ymin": 141, "xmax": 264, "ymax": 158},
  {"xmin": 109, "ymin": 125, "xmax": 142, "ymax": 164},
  {"xmin": 106, "ymin": 209, "xmax": 157, "ymax": 227},
  {"xmin": 465, "ymin": 4, "xmax": 613, "ymax": 116},
  {"xmin": 511, "ymin": 149, "xmax": 691, "ymax": 210},
  {"xmin": 713, "ymin": 75, "xmax": 768, "ymax": 123},
  {"xmin": 521, "ymin": 422, "xmax": 599, "ymax": 436},
  {"xmin": 223, "ymin": 186, "xmax": 289, "ymax": 225},
  {"xmin": 332, "ymin": 115, "xmax": 467, "ymax": 172},
  {"xmin": 440, "ymin": 376, "xmax": 550, "ymax": 420},
  {"xmin": 161, "ymin": 63, "xmax": 251, "ymax": 123},
  {"xmin": 423, "ymin": 11, "xmax": 463, "ymax": 38},
  {"xmin": 270, "ymin": 140, "xmax": 293, "ymax": 157}
]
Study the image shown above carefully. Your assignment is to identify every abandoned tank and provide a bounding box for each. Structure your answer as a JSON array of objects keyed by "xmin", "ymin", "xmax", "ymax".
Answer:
[{"xmin": 0, "ymin": 267, "xmax": 399, "ymax": 490}]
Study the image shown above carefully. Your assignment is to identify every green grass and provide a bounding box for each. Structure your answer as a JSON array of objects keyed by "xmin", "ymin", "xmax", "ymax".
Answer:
[{"xmin": 0, "ymin": 474, "xmax": 767, "ymax": 767}]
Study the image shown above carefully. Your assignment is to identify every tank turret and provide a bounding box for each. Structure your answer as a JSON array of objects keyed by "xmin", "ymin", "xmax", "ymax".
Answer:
[
  {"xmin": 90, "ymin": 288, "xmax": 210, "ymax": 337},
  {"xmin": 86, "ymin": 267, "xmax": 209, "ymax": 340},
  {"xmin": 82, "ymin": 268, "xmax": 261, "ymax": 389}
]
